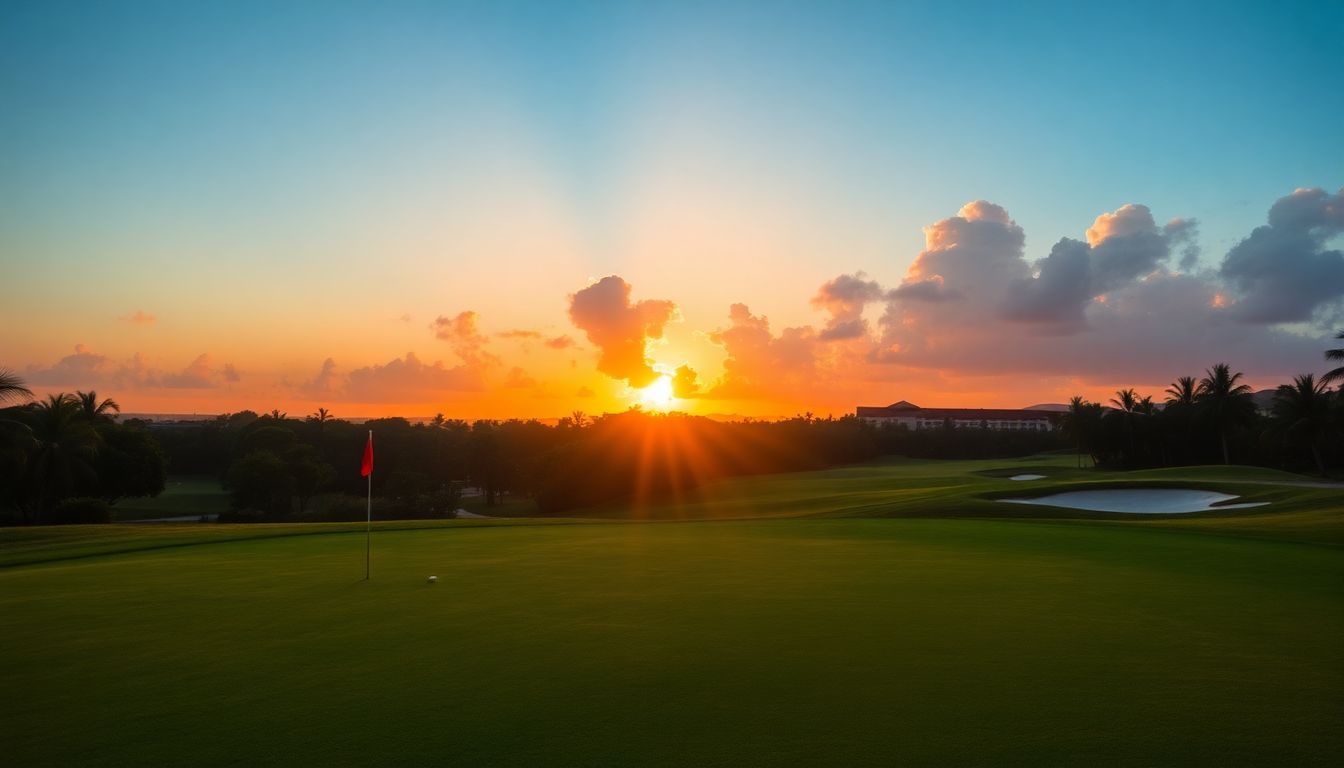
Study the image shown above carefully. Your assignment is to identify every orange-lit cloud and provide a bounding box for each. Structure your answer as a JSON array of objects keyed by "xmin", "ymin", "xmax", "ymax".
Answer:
[
  {"xmin": 120, "ymin": 310, "xmax": 157, "ymax": 326},
  {"xmin": 26, "ymin": 345, "xmax": 238, "ymax": 390},
  {"xmin": 568, "ymin": 276, "xmax": 678, "ymax": 389}
]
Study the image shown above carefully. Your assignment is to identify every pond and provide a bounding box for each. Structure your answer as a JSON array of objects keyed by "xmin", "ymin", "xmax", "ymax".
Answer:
[{"xmin": 998, "ymin": 488, "xmax": 1268, "ymax": 514}]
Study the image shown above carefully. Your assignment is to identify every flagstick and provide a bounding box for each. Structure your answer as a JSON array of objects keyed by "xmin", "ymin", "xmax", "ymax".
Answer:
[{"xmin": 365, "ymin": 429, "xmax": 372, "ymax": 581}]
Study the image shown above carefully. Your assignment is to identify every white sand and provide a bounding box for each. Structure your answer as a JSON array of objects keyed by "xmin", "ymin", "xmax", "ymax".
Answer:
[
  {"xmin": 999, "ymin": 488, "xmax": 1268, "ymax": 514},
  {"xmin": 1009, "ymin": 474, "xmax": 1046, "ymax": 481}
]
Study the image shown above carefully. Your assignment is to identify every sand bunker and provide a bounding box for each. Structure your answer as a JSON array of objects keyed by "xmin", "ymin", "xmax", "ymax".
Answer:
[
  {"xmin": 1009, "ymin": 474, "xmax": 1046, "ymax": 481},
  {"xmin": 999, "ymin": 488, "xmax": 1268, "ymax": 514}
]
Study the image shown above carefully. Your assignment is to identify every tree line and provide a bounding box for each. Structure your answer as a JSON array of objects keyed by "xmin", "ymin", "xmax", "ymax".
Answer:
[
  {"xmin": 0, "ymin": 380, "xmax": 165, "ymax": 524},
  {"xmin": 2, "ymin": 332, "xmax": 1341, "ymax": 524}
]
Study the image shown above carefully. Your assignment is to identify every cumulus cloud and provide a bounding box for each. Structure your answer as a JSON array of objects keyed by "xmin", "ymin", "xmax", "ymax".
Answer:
[
  {"xmin": 671, "ymin": 364, "xmax": 700, "ymax": 398},
  {"xmin": 811, "ymin": 272, "xmax": 883, "ymax": 340},
  {"xmin": 120, "ymin": 310, "xmax": 156, "ymax": 325},
  {"xmin": 344, "ymin": 352, "xmax": 485, "ymax": 402},
  {"xmin": 705, "ymin": 304, "xmax": 819, "ymax": 398},
  {"xmin": 502, "ymin": 366, "xmax": 536, "ymax": 388},
  {"xmin": 1218, "ymin": 187, "xmax": 1344, "ymax": 324},
  {"xmin": 25, "ymin": 345, "xmax": 236, "ymax": 390},
  {"xmin": 864, "ymin": 195, "xmax": 1331, "ymax": 386},
  {"xmin": 998, "ymin": 203, "xmax": 1202, "ymax": 333},
  {"xmin": 568, "ymin": 276, "xmax": 677, "ymax": 388},
  {"xmin": 431, "ymin": 311, "xmax": 499, "ymax": 367},
  {"xmin": 299, "ymin": 358, "xmax": 341, "ymax": 398},
  {"xmin": 1164, "ymin": 218, "xmax": 1201, "ymax": 271},
  {"xmin": 159, "ymin": 354, "xmax": 221, "ymax": 388}
]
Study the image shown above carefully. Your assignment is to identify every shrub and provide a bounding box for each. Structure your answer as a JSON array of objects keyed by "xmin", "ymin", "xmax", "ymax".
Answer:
[{"xmin": 50, "ymin": 497, "xmax": 112, "ymax": 525}]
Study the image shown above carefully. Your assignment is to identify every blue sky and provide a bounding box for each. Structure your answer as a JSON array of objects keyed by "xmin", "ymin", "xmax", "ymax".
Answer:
[{"xmin": 1, "ymin": 0, "xmax": 1341, "ymax": 414}]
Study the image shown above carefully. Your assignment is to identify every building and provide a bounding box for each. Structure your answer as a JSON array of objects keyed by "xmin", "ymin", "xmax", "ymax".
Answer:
[{"xmin": 856, "ymin": 400, "xmax": 1055, "ymax": 431}]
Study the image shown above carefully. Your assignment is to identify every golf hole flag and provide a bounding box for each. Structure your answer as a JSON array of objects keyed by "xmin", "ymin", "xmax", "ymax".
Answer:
[{"xmin": 361, "ymin": 432, "xmax": 374, "ymax": 477}]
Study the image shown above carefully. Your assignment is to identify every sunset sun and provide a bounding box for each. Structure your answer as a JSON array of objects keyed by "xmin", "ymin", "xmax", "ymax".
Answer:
[{"xmin": 637, "ymin": 374, "xmax": 675, "ymax": 411}]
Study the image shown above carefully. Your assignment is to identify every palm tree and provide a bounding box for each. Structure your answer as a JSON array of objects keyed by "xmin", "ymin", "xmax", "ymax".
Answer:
[
  {"xmin": 0, "ymin": 368, "xmax": 33, "ymax": 403},
  {"xmin": 1272, "ymin": 374, "xmax": 1333, "ymax": 475},
  {"xmin": 1136, "ymin": 395, "xmax": 1156, "ymax": 416},
  {"xmin": 1324, "ymin": 331, "xmax": 1344, "ymax": 384},
  {"xmin": 73, "ymin": 390, "xmax": 120, "ymax": 422},
  {"xmin": 1196, "ymin": 363, "xmax": 1255, "ymax": 465},
  {"xmin": 267, "ymin": 409, "xmax": 287, "ymax": 421},
  {"xmin": 24, "ymin": 394, "xmax": 101, "ymax": 520},
  {"xmin": 1110, "ymin": 388, "xmax": 1139, "ymax": 413},
  {"xmin": 1062, "ymin": 396, "xmax": 1088, "ymax": 468},
  {"xmin": 1164, "ymin": 376, "xmax": 1198, "ymax": 407},
  {"xmin": 570, "ymin": 410, "xmax": 588, "ymax": 429}
]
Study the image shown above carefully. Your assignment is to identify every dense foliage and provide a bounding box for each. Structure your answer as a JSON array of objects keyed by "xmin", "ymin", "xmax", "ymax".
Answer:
[
  {"xmin": 4, "ymin": 350, "xmax": 1344, "ymax": 522},
  {"xmin": 0, "ymin": 391, "xmax": 165, "ymax": 524}
]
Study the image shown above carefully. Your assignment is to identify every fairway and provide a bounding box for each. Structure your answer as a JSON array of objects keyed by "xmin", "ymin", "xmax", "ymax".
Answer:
[{"xmin": 4, "ymin": 514, "xmax": 1341, "ymax": 766}]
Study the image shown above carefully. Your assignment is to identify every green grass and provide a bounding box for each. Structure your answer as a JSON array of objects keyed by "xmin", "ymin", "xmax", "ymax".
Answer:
[
  {"xmin": 110, "ymin": 475, "xmax": 230, "ymax": 521},
  {"xmin": 3, "ymin": 457, "xmax": 1341, "ymax": 766}
]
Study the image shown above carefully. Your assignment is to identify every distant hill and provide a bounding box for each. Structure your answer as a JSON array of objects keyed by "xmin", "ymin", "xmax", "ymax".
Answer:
[
  {"xmin": 1022, "ymin": 403, "xmax": 1070, "ymax": 412},
  {"xmin": 1252, "ymin": 389, "xmax": 1276, "ymax": 412}
]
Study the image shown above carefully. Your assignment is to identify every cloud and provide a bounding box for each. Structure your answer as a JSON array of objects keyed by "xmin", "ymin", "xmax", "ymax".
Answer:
[
  {"xmin": 498, "ymin": 329, "xmax": 543, "ymax": 339},
  {"xmin": 705, "ymin": 304, "xmax": 819, "ymax": 398},
  {"xmin": 159, "ymin": 354, "xmax": 222, "ymax": 388},
  {"xmin": 1164, "ymin": 218, "xmax": 1201, "ymax": 270},
  {"xmin": 25, "ymin": 345, "xmax": 236, "ymax": 390},
  {"xmin": 299, "ymin": 358, "xmax": 341, "ymax": 398},
  {"xmin": 568, "ymin": 276, "xmax": 678, "ymax": 388},
  {"xmin": 344, "ymin": 352, "xmax": 485, "ymax": 402},
  {"xmin": 865, "ymin": 196, "xmax": 1332, "ymax": 386},
  {"xmin": 502, "ymin": 366, "xmax": 536, "ymax": 388},
  {"xmin": 120, "ymin": 310, "xmax": 156, "ymax": 326},
  {"xmin": 671, "ymin": 364, "xmax": 700, "ymax": 398},
  {"xmin": 545, "ymin": 334, "xmax": 576, "ymax": 350},
  {"xmin": 999, "ymin": 203, "xmax": 1201, "ymax": 333},
  {"xmin": 812, "ymin": 273, "xmax": 884, "ymax": 340},
  {"xmin": 431, "ymin": 311, "xmax": 499, "ymax": 367},
  {"xmin": 1218, "ymin": 187, "xmax": 1344, "ymax": 324}
]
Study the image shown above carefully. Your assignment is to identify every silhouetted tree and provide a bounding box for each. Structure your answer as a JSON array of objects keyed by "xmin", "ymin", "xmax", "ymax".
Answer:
[
  {"xmin": 0, "ymin": 369, "xmax": 33, "ymax": 403},
  {"xmin": 1197, "ymin": 363, "xmax": 1255, "ymax": 465},
  {"xmin": 1324, "ymin": 331, "xmax": 1344, "ymax": 384},
  {"xmin": 74, "ymin": 391, "xmax": 120, "ymax": 422},
  {"xmin": 1272, "ymin": 373, "xmax": 1333, "ymax": 474}
]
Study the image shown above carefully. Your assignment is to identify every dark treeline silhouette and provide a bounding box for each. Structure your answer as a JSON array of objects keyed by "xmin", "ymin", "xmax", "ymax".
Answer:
[
  {"xmin": 0, "ymin": 386, "xmax": 165, "ymax": 524},
  {"xmin": 4, "ymin": 345, "xmax": 1343, "ymax": 523},
  {"xmin": 1063, "ymin": 362, "xmax": 1344, "ymax": 473}
]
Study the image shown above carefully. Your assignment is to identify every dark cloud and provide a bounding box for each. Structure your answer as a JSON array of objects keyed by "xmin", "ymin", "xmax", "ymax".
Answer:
[
  {"xmin": 1000, "ymin": 204, "xmax": 1201, "ymax": 332},
  {"xmin": 1219, "ymin": 187, "xmax": 1344, "ymax": 324},
  {"xmin": 1163, "ymin": 218, "xmax": 1201, "ymax": 271},
  {"xmin": 545, "ymin": 334, "xmax": 576, "ymax": 350},
  {"xmin": 568, "ymin": 276, "xmax": 677, "ymax": 388},
  {"xmin": 866, "ymin": 195, "xmax": 1333, "ymax": 387}
]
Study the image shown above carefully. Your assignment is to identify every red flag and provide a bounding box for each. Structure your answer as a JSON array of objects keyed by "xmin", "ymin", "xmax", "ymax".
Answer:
[{"xmin": 360, "ymin": 431, "xmax": 374, "ymax": 477}]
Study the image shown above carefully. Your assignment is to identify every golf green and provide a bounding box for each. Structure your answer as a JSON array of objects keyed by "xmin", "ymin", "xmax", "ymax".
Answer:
[{"xmin": 3, "ymin": 517, "xmax": 1340, "ymax": 766}]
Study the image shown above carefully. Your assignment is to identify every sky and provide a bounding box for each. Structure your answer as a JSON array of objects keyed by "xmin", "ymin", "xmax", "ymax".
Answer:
[{"xmin": 2, "ymin": 0, "xmax": 1342, "ymax": 419}]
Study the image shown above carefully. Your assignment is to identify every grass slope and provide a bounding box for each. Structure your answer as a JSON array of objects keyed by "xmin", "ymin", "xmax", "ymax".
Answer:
[{"xmin": 2, "ymin": 520, "xmax": 1340, "ymax": 766}]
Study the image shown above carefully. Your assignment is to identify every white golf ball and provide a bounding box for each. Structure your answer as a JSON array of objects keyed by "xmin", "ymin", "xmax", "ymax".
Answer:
[{"xmin": 428, "ymin": 575, "xmax": 438, "ymax": 583}]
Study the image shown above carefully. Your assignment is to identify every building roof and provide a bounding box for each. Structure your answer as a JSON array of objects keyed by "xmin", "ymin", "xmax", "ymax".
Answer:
[{"xmin": 857, "ymin": 405, "xmax": 1057, "ymax": 421}]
